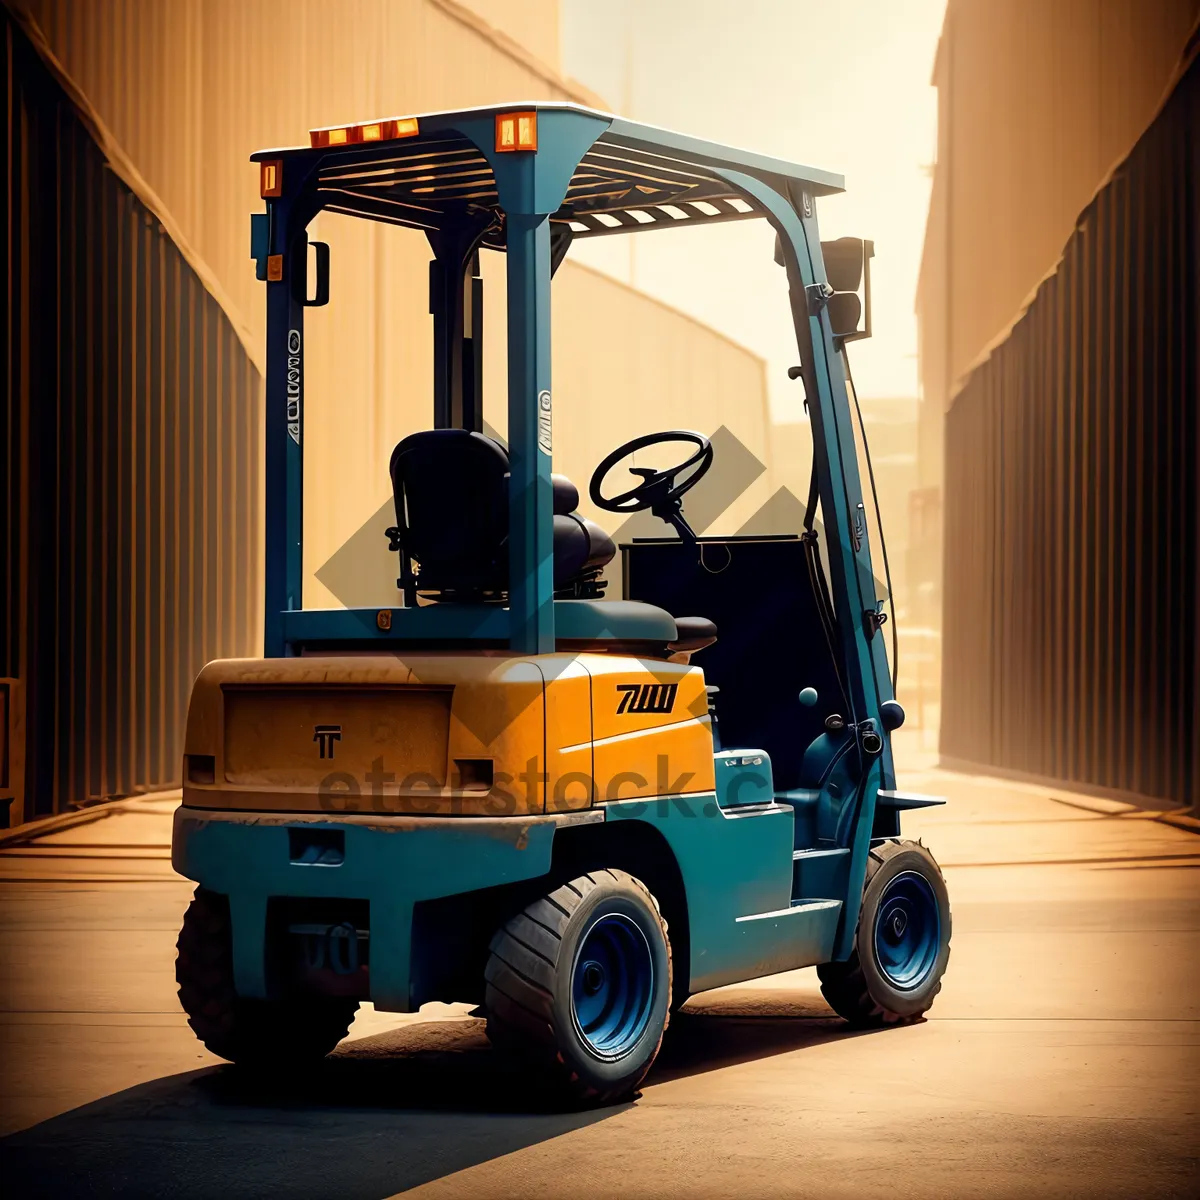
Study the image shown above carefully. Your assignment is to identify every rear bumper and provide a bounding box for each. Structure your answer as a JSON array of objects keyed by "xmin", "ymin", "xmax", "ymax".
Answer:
[{"xmin": 172, "ymin": 805, "xmax": 601, "ymax": 1011}]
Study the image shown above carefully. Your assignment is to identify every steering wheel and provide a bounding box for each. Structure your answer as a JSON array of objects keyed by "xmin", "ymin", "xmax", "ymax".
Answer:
[{"xmin": 589, "ymin": 430, "xmax": 713, "ymax": 543}]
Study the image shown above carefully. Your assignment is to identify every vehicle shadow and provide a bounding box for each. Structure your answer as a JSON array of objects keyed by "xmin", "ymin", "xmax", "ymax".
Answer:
[{"xmin": 0, "ymin": 994, "xmax": 863, "ymax": 1200}]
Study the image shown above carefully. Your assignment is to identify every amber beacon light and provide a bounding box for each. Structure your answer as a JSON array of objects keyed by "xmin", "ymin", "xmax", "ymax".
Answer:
[
  {"xmin": 495, "ymin": 111, "xmax": 537, "ymax": 152},
  {"xmin": 309, "ymin": 116, "xmax": 420, "ymax": 149},
  {"xmin": 259, "ymin": 159, "xmax": 283, "ymax": 197}
]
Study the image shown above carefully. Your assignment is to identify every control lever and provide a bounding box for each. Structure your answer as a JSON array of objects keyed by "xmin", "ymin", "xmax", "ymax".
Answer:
[
  {"xmin": 705, "ymin": 686, "xmax": 721, "ymax": 751},
  {"xmin": 787, "ymin": 365, "xmax": 810, "ymax": 411}
]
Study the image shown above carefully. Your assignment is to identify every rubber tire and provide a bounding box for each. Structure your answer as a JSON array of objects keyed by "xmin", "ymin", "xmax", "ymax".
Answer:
[
  {"xmin": 484, "ymin": 869, "xmax": 672, "ymax": 1106},
  {"xmin": 176, "ymin": 888, "xmax": 359, "ymax": 1068},
  {"xmin": 817, "ymin": 839, "xmax": 951, "ymax": 1027}
]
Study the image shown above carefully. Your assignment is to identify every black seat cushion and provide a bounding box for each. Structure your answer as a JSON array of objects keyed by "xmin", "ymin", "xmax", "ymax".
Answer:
[
  {"xmin": 552, "ymin": 474, "xmax": 580, "ymax": 515},
  {"xmin": 389, "ymin": 430, "xmax": 616, "ymax": 598},
  {"xmin": 552, "ymin": 514, "xmax": 616, "ymax": 587}
]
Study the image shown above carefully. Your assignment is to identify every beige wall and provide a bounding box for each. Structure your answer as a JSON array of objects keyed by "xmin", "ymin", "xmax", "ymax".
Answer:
[
  {"xmin": 918, "ymin": 0, "xmax": 1198, "ymax": 413},
  {"xmin": 459, "ymin": 0, "xmax": 561, "ymax": 70},
  {"xmin": 488, "ymin": 260, "xmax": 773, "ymax": 537},
  {"xmin": 21, "ymin": 0, "xmax": 772, "ymax": 611},
  {"xmin": 856, "ymin": 398, "xmax": 917, "ymax": 620}
]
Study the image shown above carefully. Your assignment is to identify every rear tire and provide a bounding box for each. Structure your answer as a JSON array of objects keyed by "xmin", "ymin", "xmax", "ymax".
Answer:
[
  {"xmin": 818, "ymin": 839, "xmax": 951, "ymax": 1027},
  {"xmin": 176, "ymin": 888, "xmax": 359, "ymax": 1068},
  {"xmin": 485, "ymin": 869, "xmax": 671, "ymax": 1106}
]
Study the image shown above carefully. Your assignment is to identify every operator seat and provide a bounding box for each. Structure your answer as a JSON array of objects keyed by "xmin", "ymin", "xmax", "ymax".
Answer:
[
  {"xmin": 387, "ymin": 430, "xmax": 616, "ymax": 604},
  {"xmin": 387, "ymin": 429, "xmax": 719, "ymax": 659}
]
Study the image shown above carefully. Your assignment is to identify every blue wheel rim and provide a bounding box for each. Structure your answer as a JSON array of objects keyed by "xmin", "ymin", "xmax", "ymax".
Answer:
[
  {"xmin": 872, "ymin": 870, "xmax": 941, "ymax": 990},
  {"xmin": 570, "ymin": 913, "xmax": 655, "ymax": 1061}
]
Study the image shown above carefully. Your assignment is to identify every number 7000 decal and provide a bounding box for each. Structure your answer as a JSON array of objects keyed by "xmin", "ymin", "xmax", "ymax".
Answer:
[{"xmin": 615, "ymin": 683, "xmax": 678, "ymax": 715}]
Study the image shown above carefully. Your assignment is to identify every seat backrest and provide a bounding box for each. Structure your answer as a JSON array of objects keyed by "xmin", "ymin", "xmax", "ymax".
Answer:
[
  {"xmin": 389, "ymin": 430, "xmax": 510, "ymax": 597},
  {"xmin": 389, "ymin": 430, "xmax": 616, "ymax": 602}
]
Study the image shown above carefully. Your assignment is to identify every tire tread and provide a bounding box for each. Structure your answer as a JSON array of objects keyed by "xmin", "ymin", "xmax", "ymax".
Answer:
[
  {"xmin": 817, "ymin": 839, "xmax": 950, "ymax": 1028},
  {"xmin": 176, "ymin": 888, "xmax": 359, "ymax": 1067},
  {"xmin": 484, "ymin": 869, "xmax": 671, "ymax": 1105}
]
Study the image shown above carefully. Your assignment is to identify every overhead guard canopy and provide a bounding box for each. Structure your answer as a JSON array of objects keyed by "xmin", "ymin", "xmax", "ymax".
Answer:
[{"xmin": 250, "ymin": 102, "xmax": 846, "ymax": 246}]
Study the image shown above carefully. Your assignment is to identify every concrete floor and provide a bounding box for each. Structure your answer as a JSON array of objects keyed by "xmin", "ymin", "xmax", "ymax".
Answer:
[{"xmin": 1, "ymin": 746, "xmax": 1197, "ymax": 1199}]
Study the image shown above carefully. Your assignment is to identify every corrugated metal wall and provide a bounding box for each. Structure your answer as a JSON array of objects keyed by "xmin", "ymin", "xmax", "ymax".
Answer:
[
  {"xmin": 17, "ymin": 0, "xmax": 774, "ymax": 614},
  {"xmin": 919, "ymin": 0, "xmax": 1200, "ymax": 416},
  {"xmin": 941, "ymin": 52, "xmax": 1199, "ymax": 808},
  {"xmin": 2, "ymin": 10, "xmax": 263, "ymax": 824},
  {"xmin": 16, "ymin": 0, "xmax": 606, "ymax": 373}
]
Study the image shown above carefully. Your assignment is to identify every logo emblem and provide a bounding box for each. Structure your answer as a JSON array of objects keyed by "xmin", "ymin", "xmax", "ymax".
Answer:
[
  {"xmin": 537, "ymin": 389, "xmax": 552, "ymax": 455},
  {"xmin": 313, "ymin": 724, "xmax": 342, "ymax": 759},
  {"xmin": 616, "ymin": 683, "xmax": 678, "ymax": 715},
  {"xmin": 287, "ymin": 329, "xmax": 302, "ymax": 446}
]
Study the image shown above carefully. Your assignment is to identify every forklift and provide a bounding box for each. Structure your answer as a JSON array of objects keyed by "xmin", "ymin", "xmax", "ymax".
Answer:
[{"xmin": 173, "ymin": 103, "xmax": 951, "ymax": 1105}]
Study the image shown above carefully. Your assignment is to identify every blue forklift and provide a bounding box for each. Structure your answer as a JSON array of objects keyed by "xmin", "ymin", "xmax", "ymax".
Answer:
[{"xmin": 173, "ymin": 103, "xmax": 951, "ymax": 1105}]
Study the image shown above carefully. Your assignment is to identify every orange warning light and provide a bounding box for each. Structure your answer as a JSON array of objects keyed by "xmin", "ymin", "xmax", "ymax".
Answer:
[
  {"xmin": 309, "ymin": 116, "xmax": 420, "ymax": 149},
  {"xmin": 495, "ymin": 111, "xmax": 537, "ymax": 152},
  {"xmin": 260, "ymin": 159, "xmax": 283, "ymax": 198}
]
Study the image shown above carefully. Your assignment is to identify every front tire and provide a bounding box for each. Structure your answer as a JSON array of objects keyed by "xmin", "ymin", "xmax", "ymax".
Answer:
[
  {"xmin": 485, "ymin": 869, "xmax": 671, "ymax": 1106},
  {"xmin": 176, "ymin": 888, "xmax": 359, "ymax": 1068},
  {"xmin": 818, "ymin": 839, "xmax": 951, "ymax": 1027}
]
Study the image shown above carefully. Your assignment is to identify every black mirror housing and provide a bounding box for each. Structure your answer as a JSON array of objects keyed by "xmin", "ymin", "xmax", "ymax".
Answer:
[
  {"xmin": 826, "ymin": 291, "xmax": 862, "ymax": 339},
  {"xmin": 819, "ymin": 236, "xmax": 874, "ymax": 343}
]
